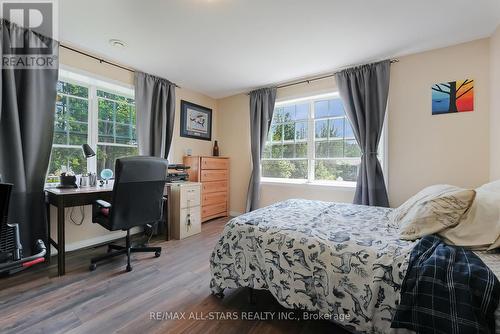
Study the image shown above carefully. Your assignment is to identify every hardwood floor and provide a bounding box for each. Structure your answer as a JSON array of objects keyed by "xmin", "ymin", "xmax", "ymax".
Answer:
[{"xmin": 0, "ymin": 218, "xmax": 348, "ymax": 334}]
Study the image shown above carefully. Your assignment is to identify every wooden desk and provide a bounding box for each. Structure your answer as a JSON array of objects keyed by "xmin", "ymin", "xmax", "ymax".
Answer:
[{"xmin": 45, "ymin": 184, "xmax": 171, "ymax": 276}]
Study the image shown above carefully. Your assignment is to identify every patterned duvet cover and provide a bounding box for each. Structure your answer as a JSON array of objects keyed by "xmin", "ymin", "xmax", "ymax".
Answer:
[{"xmin": 210, "ymin": 199, "xmax": 416, "ymax": 333}]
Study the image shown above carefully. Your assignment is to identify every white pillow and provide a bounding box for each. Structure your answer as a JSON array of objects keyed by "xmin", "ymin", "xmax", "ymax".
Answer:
[
  {"xmin": 476, "ymin": 179, "xmax": 500, "ymax": 193},
  {"xmin": 390, "ymin": 184, "xmax": 476, "ymax": 241},
  {"xmin": 439, "ymin": 181, "xmax": 500, "ymax": 250}
]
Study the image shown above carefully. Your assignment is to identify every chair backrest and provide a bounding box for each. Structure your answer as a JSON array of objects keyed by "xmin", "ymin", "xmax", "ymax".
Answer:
[
  {"xmin": 108, "ymin": 156, "xmax": 168, "ymax": 231},
  {"xmin": 0, "ymin": 183, "xmax": 13, "ymax": 225}
]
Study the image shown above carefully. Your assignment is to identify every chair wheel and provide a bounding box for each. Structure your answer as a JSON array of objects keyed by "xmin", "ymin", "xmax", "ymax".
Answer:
[
  {"xmin": 155, "ymin": 251, "xmax": 161, "ymax": 258},
  {"xmin": 89, "ymin": 263, "xmax": 97, "ymax": 271},
  {"xmin": 126, "ymin": 265, "xmax": 132, "ymax": 272}
]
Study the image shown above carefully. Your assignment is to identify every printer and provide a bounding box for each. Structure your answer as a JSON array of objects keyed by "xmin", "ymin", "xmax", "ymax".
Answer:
[{"xmin": 166, "ymin": 164, "xmax": 190, "ymax": 182}]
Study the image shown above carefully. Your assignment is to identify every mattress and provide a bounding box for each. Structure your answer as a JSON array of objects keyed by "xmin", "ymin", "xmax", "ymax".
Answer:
[{"xmin": 475, "ymin": 251, "xmax": 500, "ymax": 332}]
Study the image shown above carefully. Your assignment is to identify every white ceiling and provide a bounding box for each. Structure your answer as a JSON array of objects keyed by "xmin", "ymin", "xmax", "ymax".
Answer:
[{"xmin": 59, "ymin": 0, "xmax": 500, "ymax": 98}]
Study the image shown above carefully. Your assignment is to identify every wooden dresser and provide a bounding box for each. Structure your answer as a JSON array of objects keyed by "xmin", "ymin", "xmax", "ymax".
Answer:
[{"xmin": 183, "ymin": 156, "xmax": 229, "ymax": 222}]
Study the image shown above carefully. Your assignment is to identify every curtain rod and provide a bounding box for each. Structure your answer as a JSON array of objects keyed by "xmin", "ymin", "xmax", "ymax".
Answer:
[
  {"xmin": 60, "ymin": 44, "xmax": 180, "ymax": 88},
  {"xmin": 248, "ymin": 58, "xmax": 399, "ymax": 94}
]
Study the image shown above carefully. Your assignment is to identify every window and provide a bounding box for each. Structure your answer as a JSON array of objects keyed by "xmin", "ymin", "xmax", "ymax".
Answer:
[
  {"xmin": 48, "ymin": 81, "xmax": 90, "ymax": 183},
  {"xmin": 261, "ymin": 93, "xmax": 385, "ymax": 185},
  {"xmin": 96, "ymin": 90, "xmax": 138, "ymax": 172},
  {"xmin": 262, "ymin": 103, "xmax": 309, "ymax": 179},
  {"xmin": 46, "ymin": 70, "xmax": 137, "ymax": 184}
]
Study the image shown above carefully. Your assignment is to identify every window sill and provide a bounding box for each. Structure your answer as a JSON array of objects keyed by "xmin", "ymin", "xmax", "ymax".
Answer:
[{"xmin": 260, "ymin": 178, "xmax": 356, "ymax": 190}]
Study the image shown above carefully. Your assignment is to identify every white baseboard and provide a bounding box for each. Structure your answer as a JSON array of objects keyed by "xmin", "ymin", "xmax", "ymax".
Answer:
[
  {"xmin": 50, "ymin": 227, "xmax": 142, "ymax": 255},
  {"xmin": 229, "ymin": 211, "xmax": 244, "ymax": 217}
]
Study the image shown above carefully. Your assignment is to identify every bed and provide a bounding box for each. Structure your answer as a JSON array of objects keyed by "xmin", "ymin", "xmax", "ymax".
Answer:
[{"xmin": 209, "ymin": 199, "xmax": 500, "ymax": 333}]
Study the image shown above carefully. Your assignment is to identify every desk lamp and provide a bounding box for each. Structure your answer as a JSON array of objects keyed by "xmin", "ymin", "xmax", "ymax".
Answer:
[{"xmin": 82, "ymin": 144, "xmax": 97, "ymax": 186}]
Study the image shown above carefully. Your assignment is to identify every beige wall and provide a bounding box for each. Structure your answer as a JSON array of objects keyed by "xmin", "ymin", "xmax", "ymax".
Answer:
[
  {"xmin": 490, "ymin": 26, "xmax": 500, "ymax": 180},
  {"xmin": 60, "ymin": 46, "xmax": 134, "ymax": 85},
  {"xmin": 388, "ymin": 38, "xmax": 490, "ymax": 206},
  {"xmin": 53, "ymin": 47, "xmax": 218, "ymax": 250},
  {"xmin": 217, "ymin": 93, "xmax": 252, "ymax": 214},
  {"xmin": 218, "ymin": 38, "xmax": 492, "ymax": 212},
  {"xmin": 260, "ymin": 183, "xmax": 355, "ymax": 209}
]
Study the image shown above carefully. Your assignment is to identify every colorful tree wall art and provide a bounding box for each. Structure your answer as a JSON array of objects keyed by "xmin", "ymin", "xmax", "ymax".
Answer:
[{"xmin": 432, "ymin": 79, "xmax": 474, "ymax": 115}]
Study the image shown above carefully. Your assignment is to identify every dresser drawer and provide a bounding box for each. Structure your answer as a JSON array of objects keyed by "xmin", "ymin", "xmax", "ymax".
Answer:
[
  {"xmin": 201, "ymin": 169, "xmax": 228, "ymax": 182},
  {"xmin": 202, "ymin": 202, "xmax": 226, "ymax": 219},
  {"xmin": 201, "ymin": 157, "xmax": 229, "ymax": 170},
  {"xmin": 178, "ymin": 206, "xmax": 201, "ymax": 239},
  {"xmin": 202, "ymin": 191, "xmax": 227, "ymax": 206},
  {"xmin": 202, "ymin": 181, "xmax": 228, "ymax": 194},
  {"xmin": 180, "ymin": 185, "xmax": 201, "ymax": 208}
]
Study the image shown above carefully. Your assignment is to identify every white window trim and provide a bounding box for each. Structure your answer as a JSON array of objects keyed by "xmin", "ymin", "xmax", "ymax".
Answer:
[
  {"xmin": 261, "ymin": 92, "xmax": 388, "ymax": 188},
  {"xmin": 52, "ymin": 66, "xmax": 136, "ymax": 175},
  {"xmin": 381, "ymin": 109, "xmax": 389, "ymax": 190}
]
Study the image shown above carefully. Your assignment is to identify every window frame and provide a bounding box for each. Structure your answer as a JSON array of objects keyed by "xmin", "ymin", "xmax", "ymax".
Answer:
[
  {"xmin": 54, "ymin": 88, "xmax": 90, "ymax": 148},
  {"xmin": 261, "ymin": 92, "xmax": 388, "ymax": 188},
  {"xmin": 95, "ymin": 90, "xmax": 136, "ymax": 147},
  {"xmin": 50, "ymin": 66, "xmax": 136, "ymax": 178}
]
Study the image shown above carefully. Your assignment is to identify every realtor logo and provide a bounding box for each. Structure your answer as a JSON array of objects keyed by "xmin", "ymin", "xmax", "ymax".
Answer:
[
  {"xmin": 1, "ymin": 0, "xmax": 58, "ymax": 68},
  {"xmin": 3, "ymin": 2, "xmax": 53, "ymax": 53}
]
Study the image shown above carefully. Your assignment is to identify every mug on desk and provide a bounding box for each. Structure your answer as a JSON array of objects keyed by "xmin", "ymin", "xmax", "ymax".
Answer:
[
  {"xmin": 80, "ymin": 175, "xmax": 90, "ymax": 187},
  {"xmin": 88, "ymin": 173, "xmax": 97, "ymax": 186}
]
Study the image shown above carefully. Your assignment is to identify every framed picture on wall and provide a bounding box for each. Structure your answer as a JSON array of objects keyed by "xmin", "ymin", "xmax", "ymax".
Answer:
[
  {"xmin": 180, "ymin": 100, "xmax": 212, "ymax": 141},
  {"xmin": 432, "ymin": 79, "xmax": 474, "ymax": 115}
]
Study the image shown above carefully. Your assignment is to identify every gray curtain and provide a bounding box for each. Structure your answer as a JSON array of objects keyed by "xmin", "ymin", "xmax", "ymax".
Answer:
[
  {"xmin": 0, "ymin": 20, "xmax": 59, "ymax": 253},
  {"xmin": 135, "ymin": 72, "xmax": 176, "ymax": 158},
  {"xmin": 246, "ymin": 87, "xmax": 277, "ymax": 212},
  {"xmin": 335, "ymin": 60, "xmax": 390, "ymax": 207}
]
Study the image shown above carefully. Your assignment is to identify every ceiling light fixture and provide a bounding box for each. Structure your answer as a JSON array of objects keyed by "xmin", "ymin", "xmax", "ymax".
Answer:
[{"xmin": 109, "ymin": 39, "xmax": 126, "ymax": 48}]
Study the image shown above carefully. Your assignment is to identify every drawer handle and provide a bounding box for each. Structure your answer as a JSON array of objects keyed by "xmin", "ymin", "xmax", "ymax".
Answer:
[{"xmin": 186, "ymin": 213, "xmax": 191, "ymax": 231}]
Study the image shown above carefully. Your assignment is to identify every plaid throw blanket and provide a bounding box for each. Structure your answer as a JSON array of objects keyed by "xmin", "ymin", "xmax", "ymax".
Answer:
[{"xmin": 391, "ymin": 235, "xmax": 500, "ymax": 334}]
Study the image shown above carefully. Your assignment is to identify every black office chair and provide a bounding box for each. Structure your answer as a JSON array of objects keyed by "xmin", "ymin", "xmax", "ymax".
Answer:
[{"xmin": 89, "ymin": 156, "xmax": 168, "ymax": 272}]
